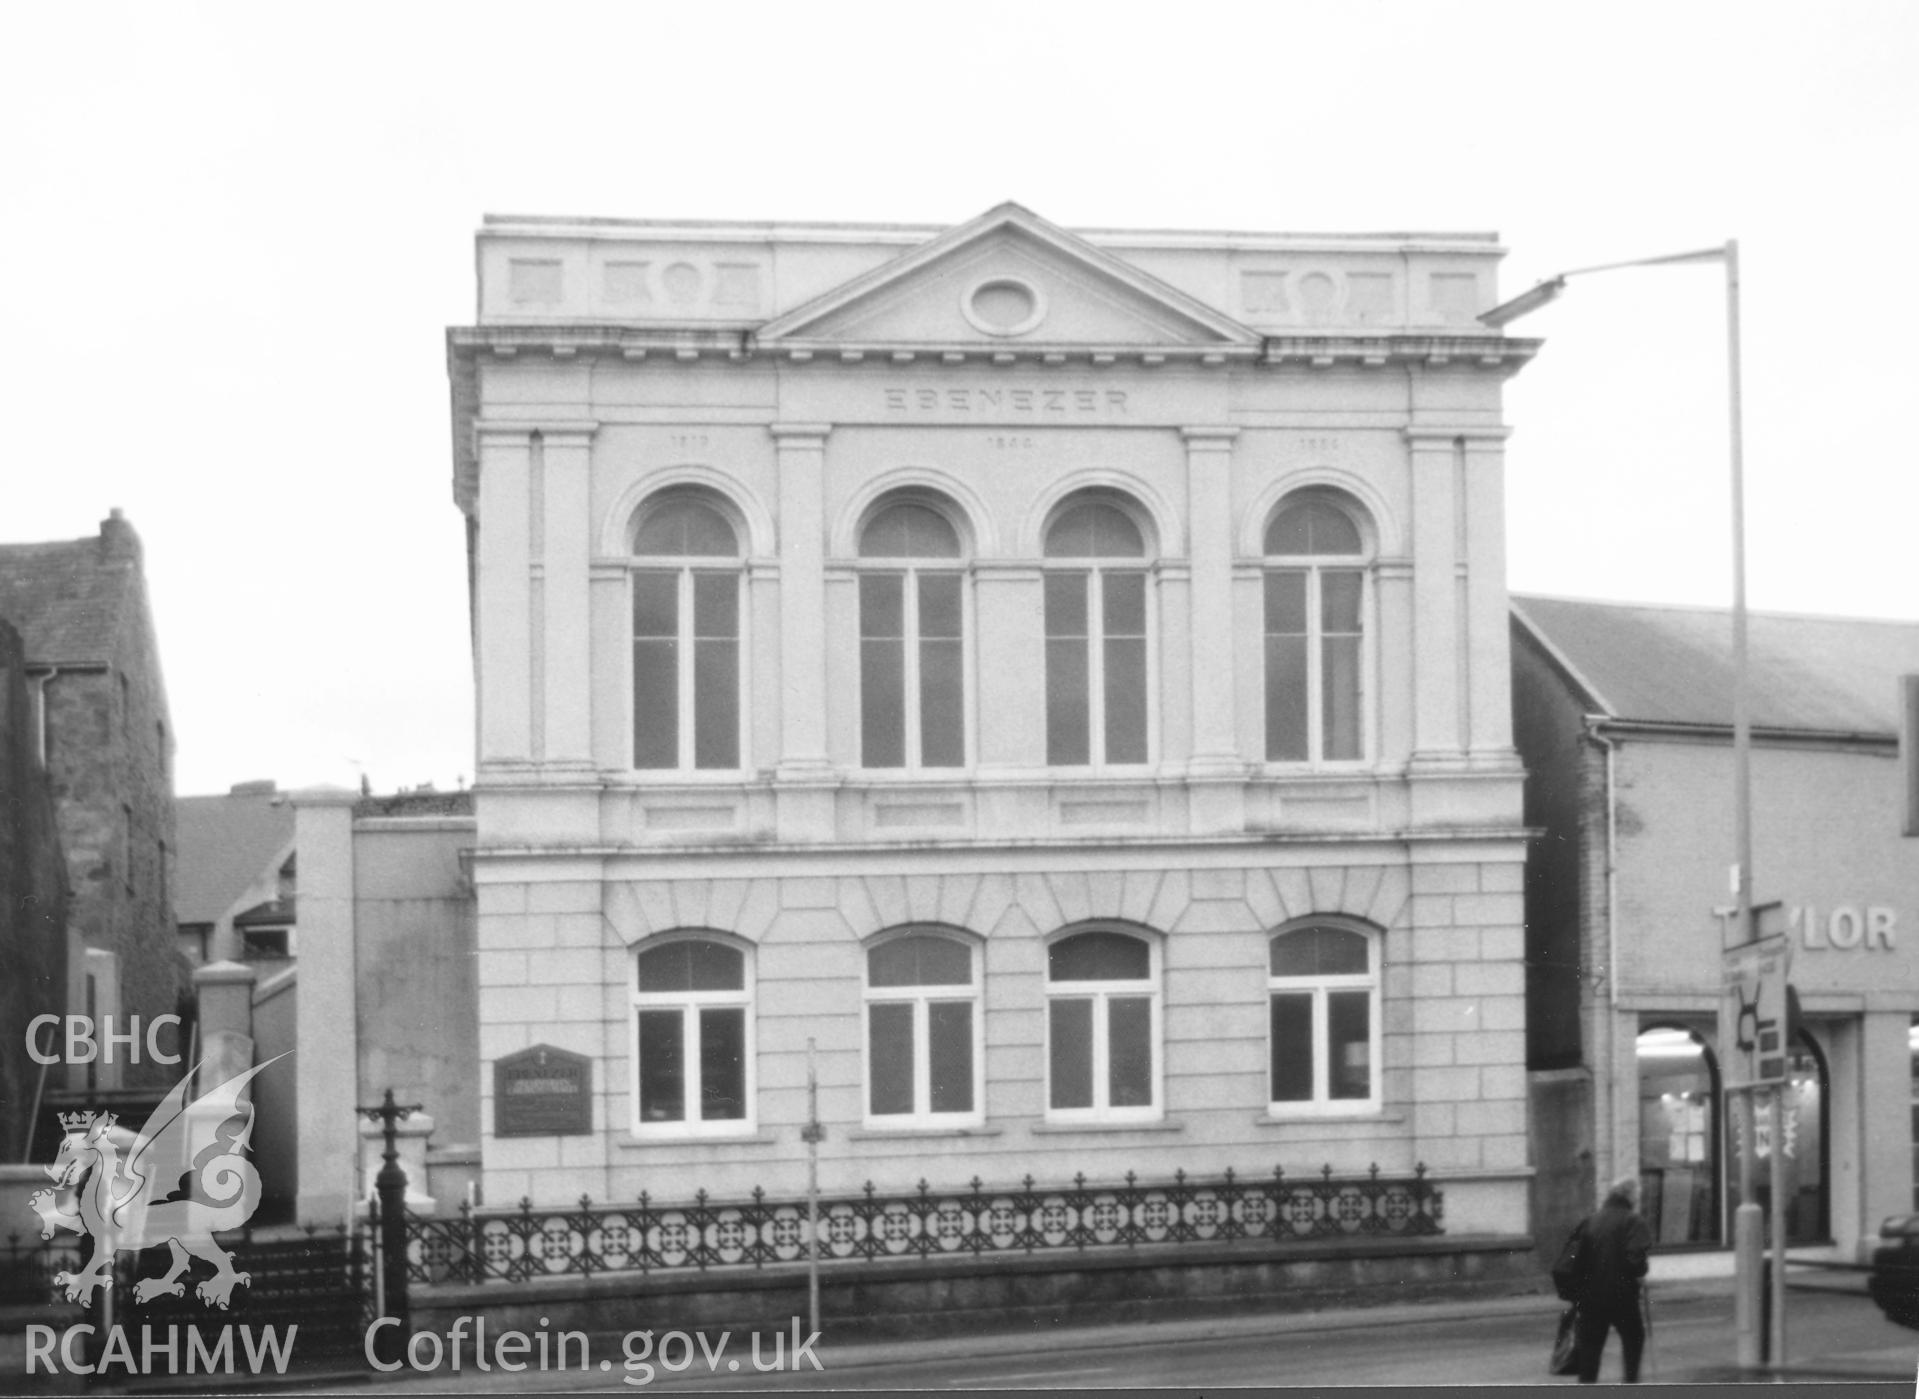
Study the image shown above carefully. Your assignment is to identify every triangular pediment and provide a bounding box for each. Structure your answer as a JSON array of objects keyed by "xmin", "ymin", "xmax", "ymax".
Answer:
[{"xmin": 757, "ymin": 202, "xmax": 1260, "ymax": 351}]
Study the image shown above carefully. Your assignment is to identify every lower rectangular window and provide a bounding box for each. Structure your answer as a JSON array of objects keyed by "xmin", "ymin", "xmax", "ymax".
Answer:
[
  {"xmin": 868, "ymin": 1003, "xmax": 915, "ymax": 1116},
  {"xmin": 637, "ymin": 1010, "xmax": 685, "ymax": 1123},
  {"xmin": 1049, "ymin": 999, "xmax": 1095, "ymax": 1110},
  {"xmin": 1270, "ymin": 993, "xmax": 1315, "ymax": 1103},
  {"xmin": 1107, "ymin": 996, "xmax": 1153, "ymax": 1107},
  {"xmin": 636, "ymin": 1004, "xmax": 746, "ymax": 1126},
  {"xmin": 697, "ymin": 1007, "xmax": 746, "ymax": 1120},
  {"xmin": 927, "ymin": 1001, "xmax": 974, "ymax": 1114},
  {"xmin": 1327, "ymin": 991, "xmax": 1370, "ymax": 1100}
]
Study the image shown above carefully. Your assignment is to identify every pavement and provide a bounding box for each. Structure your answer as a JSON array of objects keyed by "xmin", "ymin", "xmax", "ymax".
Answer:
[
  {"xmin": 759, "ymin": 1275, "xmax": 1912, "ymax": 1385},
  {"xmin": 82, "ymin": 1268, "xmax": 1916, "ymax": 1393}
]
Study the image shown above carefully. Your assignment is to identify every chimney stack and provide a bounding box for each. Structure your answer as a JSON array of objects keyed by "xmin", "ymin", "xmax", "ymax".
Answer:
[{"xmin": 98, "ymin": 508, "xmax": 142, "ymax": 562}]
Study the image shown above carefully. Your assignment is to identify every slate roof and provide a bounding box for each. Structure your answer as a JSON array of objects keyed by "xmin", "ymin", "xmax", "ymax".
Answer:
[
  {"xmin": 173, "ymin": 788, "xmax": 296, "ymax": 927},
  {"xmin": 1513, "ymin": 594, "xmax": 1919, "ymax": 737},
  {"xmin": 0, "ymin": 528, "xmax": 140, "ymax": 665}
]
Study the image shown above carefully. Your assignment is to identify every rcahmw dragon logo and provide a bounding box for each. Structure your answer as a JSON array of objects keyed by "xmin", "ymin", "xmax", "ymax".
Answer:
[{"xmin": 29, "ymin": 1055, "xmax": 285, "ymax": 1309}]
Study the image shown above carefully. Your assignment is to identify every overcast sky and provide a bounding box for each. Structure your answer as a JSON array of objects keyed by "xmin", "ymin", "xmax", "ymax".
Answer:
[{"xmin": 5, "ymin": 1, "xmax": 1913, "ymax": 798}]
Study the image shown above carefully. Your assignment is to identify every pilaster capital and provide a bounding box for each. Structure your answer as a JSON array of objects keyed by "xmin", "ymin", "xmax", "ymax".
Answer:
[
  {"xmin": 1180, "ymin": 426, "xmax": 1241, "ymax": 449},
  {"xmin": 1401, "ymin": 425, "xmax": 1512, "ymax": 447},
  {"xmin": 538, "ymin": 424, "xmax": 600, "ymax": 450},
  {"xmin": 475, "ymin": 419, "xmax": 601, "ymax": 446},
  {"xmin": 768, "ymin": 422, "xmax": 834, "ymax": 445}
]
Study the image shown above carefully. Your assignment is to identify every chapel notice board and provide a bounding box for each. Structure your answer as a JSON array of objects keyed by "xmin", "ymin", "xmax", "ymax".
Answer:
[{"xmin": 494, "ymin": 1044, "xmax": 592, "ymax": 1136}]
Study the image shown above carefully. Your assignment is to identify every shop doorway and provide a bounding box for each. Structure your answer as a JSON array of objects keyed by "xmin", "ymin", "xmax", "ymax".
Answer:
[
  {"xmin": 1636, "ymin": 1025, "xmax": 1721, "ymax": 1245},
  {"xmin": 1724, "ymin": 1028, "xmax": 1830, "ymax": 1246}
]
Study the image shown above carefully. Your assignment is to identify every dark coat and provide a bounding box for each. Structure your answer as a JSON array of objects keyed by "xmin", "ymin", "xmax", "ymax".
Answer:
[{"xmin": 1577, "ymin": 1194, "xmax": 1653, "ymax": 1308}]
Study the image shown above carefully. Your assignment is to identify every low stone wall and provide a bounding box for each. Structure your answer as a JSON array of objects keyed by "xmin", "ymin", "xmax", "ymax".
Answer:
[{"xmin": 411, "ymin": 1233, "xmax": 1541, "ymax": 1344}]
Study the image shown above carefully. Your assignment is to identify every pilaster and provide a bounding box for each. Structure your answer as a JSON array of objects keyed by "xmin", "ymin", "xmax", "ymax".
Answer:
[
  {"xmin": 291, "ymin": 789, "xmax": 358, "ymax": 1224},
  {"xmin": 770, "ymin": 424, "xmax": 835, "ymax": 839},
  {"xmin": 974, "ymin": 562, "xmax": 1045, "ymax": 770},
  {"xmin": 539, "ymin": 425, "xmax": 598, "ymax": 769},
  {"xmin": 1461, "ymin": 430, "xmax": 1516, "ymax": 757},
  {"xmin": 1405, "ymin": 428, "xmax": 1463, "ymax": 768},
  {"xmin": 1182, "ymin": 427, "xmax": 1244, "ymax": 833},
  {"xmin": 1375, "ymin": 559, "xmax": 1415, "ymax": 765},
  {"xmin": 475, "ymin": 426, "xmax": 533, "ymax": 768}
]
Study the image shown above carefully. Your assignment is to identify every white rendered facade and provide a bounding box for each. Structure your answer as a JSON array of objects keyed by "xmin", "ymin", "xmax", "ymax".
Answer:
[{"xmin": 448, "ymin": 203, "xmax": 1539, "ymax": 1237}]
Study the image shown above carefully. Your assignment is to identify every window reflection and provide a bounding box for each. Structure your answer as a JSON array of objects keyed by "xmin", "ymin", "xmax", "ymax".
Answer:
[{"xmin": 1636, "ymin": 1026, "xmax": 1719, "ymax": 1245}]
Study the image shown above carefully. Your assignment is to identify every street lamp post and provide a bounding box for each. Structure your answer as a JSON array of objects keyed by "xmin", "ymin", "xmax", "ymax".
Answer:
[{"xmin": 1482, "ymin": 241, "xmax": 1777, "ymax": 1370}]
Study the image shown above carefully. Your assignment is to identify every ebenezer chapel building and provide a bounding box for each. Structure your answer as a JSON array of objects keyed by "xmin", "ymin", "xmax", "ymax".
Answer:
[{"xmin": 445, "ymin": 203, "xmax": 1540, "ymax": 1250}]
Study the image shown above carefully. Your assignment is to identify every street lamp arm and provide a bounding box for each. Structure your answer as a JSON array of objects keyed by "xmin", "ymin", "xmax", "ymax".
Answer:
[
  {"xmin": 1478, "ymin": 242, "xmax": 1733, "ymax": 327},
  {"xmin": 1557, "ymin": 244, "xmax": 1729, "ymax": 279}
]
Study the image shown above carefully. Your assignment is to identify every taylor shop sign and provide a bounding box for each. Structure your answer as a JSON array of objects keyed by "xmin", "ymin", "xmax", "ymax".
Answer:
[{"xmin": 1716, "ymin": 903, "xmax": 1900, "ymax": 953}]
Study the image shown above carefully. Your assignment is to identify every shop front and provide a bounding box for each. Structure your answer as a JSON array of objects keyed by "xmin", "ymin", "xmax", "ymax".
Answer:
[
  {"xmin": 1633, "ymin": 1020, "xmax": 1830, "ymax": 1249},
  {"xmin": 1513, "ymin": 594, "xmax": 1919, "ymax": 1261}
]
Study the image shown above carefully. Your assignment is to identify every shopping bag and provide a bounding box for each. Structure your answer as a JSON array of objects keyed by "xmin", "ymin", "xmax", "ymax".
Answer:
[
  {"xmin": 1549, "ymin": 1305, "xmax": 1580, "ymax": 1376},
  {"xmin": 1550, "ymin": 1223, "xmax": 1590, "ymax": 1301}
]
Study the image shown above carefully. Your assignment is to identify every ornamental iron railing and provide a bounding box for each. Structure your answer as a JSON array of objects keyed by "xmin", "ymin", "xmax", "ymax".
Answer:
[
  {"xmin": 2, "ymin": 1222, "xmax": 370, "ymax": 1367},
  {"xmin": 406, "ymin": 1162, "xmax": 1442, "ymax": 1286}
]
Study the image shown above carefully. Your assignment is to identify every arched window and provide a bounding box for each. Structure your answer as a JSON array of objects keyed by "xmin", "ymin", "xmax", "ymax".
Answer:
[
  {"xmin": 1045, "ymin": 928, "xmax": 1159, "ymax": 1122},
  {"xmin": 1724, "ymin": 1028, "xmax": 1829, "ymax": 1246},
  {"xmin": 858, "ymin": 495, "xmax": 967, "ymax": 770},
  {"xmin": 1262, "ymin": 491, "xmax": 1370, "ymax": 763},
  {"xmin": 1043, "ymin": 495, "xmax": 1151, "ymax": 767},
  {"xmin": 863, "ymin": 930, "xmax": 982, "ymax": 1126},
  {"xmin": 631, "ymin": 491, "xmax": 743, "ymax": 771},
  {"xmin": 631, "ymin": 935, "xmax": 752, "ymax": 1133},
  {"xmin": 1635, "ymin": 1025, "xmax": 1719, "ymax": 1244},
  {"xmin": 1268, "ymin": 921, "xmax": 1380, "ymax": 1111}
]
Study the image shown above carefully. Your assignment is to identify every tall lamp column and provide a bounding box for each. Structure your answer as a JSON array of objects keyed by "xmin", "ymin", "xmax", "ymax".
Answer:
[{"xmin": 1481, "ymin": 240, "xmax": 1770, "ymax": 1369}]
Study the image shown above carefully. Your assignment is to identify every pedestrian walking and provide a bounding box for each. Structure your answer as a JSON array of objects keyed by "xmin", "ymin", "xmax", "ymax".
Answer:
[{"xmin": 1562, "ymin": 1174, "xmax": 1654, "ymax": 1383}]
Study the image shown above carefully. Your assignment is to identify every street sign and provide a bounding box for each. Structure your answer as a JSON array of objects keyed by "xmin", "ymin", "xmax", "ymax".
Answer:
[{"xmin": 1720, "ymin": 916, "xmax": 1791, "ymax": 1089}]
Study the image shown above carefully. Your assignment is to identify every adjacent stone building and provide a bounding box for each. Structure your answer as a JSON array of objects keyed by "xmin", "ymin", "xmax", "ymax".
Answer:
[
  {"xmin": 0, "ymin": 618, "xmax": 68, "ymax": 1163},
  {"xmin": 174, "ymin": 779, "xmax": 297, "ymax": 968},
  {"xmin": 0, "ymin": 510, "xmax": 184, "ymax": 1102},
  {"xmin": 1513, "ymin": 594, "xmax": 1919, "ymax": 1264},
  {"xmin": 292, "ymin": 787, "xmax": 480, "ymax": 1224},
  {"xmin": 441, "ymin": 200, "xmax": 1542, "ymax": 1258}
]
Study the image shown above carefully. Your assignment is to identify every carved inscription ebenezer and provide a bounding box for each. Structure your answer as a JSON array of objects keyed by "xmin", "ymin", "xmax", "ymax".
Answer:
[{"xmin": 883, "ymin": 386, "xmax": 1130, "ymax": 415}]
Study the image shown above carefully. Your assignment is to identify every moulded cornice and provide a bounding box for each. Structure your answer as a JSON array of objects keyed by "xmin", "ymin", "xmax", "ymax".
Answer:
[
  {"xmin": 765, "ymin": 339, "xmax": 1263, "ymax": 365},
  {"xmin": 479, "ymin": 211, "xmax": 1504, "ymax": 258},
  {"xmin": 449, "ymin": 324, "xmax": 1539, "ymax": 376},
  {"xmin": 1263, "ymin": 336, "xmax": 1541, "ymax": 371}
]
